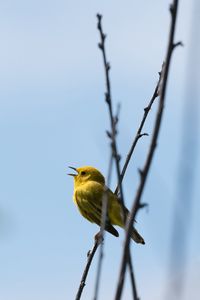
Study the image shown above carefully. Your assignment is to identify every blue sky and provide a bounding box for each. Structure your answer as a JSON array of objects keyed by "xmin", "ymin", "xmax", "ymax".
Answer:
[{"xmin": 0, "ymin": 1, "xmax": 200, "ymax": 299}]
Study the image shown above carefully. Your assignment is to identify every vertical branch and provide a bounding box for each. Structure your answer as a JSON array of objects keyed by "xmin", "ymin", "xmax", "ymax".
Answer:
[
  {"xmin": 96, "ymin": 14, "xmax": 139, "ymax": 300},
  {"xmin": 128, "ymin": 254, "xmax": 139, "ymax": 300},
  {"xmin": 115, "ymin": 1, "xmax": 181, "ymax": 299},
  {"xmin": 96, "ymin": 14, "xmax": 125, "ymax": 209},
  {"xmin": 93, "ymin": 155, "xmax": 113, "ymax": 300}
]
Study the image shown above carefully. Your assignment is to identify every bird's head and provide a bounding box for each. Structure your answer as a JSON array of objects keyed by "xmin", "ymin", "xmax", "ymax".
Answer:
[{"xmin": 68, "ymin": 166, "xmax": 105, "ymax": 187}]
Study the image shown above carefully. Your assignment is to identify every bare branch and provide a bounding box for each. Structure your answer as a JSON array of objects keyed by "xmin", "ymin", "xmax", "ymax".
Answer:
[
  {"xmin": 96, "ymin": 13, "xmax": 138, "ymax": 300},
  {"xmin": 75, "ymin": 239, "xmax": 100, "ymax": 300},
  {"xmin": 128, "ymin": 254, "xmax": 139, "ymax": 300},
  {"xmin": 75, "ymin": 15, "xmax": 121, "ymax": 300},
  {"xmin": 93, "ymin": 155, "xmax": 113, "ymax": 300},
  {"xmin": 114, "ymin": 72, "xmax": 161, "ymax": 195},
  {"xmin": 96, "ymin": 13, "xmax": 125, "ymax": 209},
  {"xmin": 115, "ymin": 1, "xmax": 180, "ymax": 299}
]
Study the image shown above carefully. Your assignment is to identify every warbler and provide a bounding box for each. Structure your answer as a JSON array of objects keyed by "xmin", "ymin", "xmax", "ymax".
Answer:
[{"xmin": 68, "ymin": 166, "xmax": 145, "ymax": 244}]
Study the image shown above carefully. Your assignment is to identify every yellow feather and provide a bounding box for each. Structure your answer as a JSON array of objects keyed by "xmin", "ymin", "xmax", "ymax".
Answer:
[{"xmin": 69, "ymin": 166, "xmax": 145, "ymax": 244}]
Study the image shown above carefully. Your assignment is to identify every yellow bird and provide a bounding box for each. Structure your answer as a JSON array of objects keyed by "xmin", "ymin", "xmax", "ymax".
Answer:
[{"xmin": 68, "ymin": 166, "xmax": 145, "ymax": 244}]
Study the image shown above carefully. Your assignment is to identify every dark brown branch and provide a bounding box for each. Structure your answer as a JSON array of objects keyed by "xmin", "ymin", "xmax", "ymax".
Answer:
[
  {"xmin": 115, "ymin": 1, "xmax": 180, "ymax": 299},
  {"xmin": 75, "ymin": 239, "xmax": 100, "ymax": 300},
  {"xmin": 97, "ymin": 13, "xmax": 125, "ymax": 209}
]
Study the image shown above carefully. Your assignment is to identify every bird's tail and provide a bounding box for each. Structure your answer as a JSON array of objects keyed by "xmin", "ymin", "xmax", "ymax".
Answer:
[{"xmin": 131, "ymin": 227, "xmax": 145, "ymax": 244}]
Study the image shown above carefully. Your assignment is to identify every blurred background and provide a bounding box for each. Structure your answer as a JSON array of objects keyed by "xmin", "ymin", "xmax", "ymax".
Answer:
[{"xmin": 0, "ymin": 0, "xmax": 199, "ymax": 299}]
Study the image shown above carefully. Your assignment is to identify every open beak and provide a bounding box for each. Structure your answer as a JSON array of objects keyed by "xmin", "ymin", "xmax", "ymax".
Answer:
[{"xmin": 68, "ymin": 166, "xmax": 78, "ymax": 177}]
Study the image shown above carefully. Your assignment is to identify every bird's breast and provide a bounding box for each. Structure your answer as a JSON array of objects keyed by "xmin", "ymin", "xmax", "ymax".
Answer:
[{"xmin": 73, "ymin": 181, "xmax": 104, "ymax": 204}]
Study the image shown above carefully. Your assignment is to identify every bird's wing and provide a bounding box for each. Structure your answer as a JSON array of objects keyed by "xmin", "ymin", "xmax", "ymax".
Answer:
[
  {"xmin": 106, "ymin": 187, "xmax": 131, "ymax": 227},
  {"xmin": 75, "ymin": 186, "xmax": 119, "ymax": 237}
]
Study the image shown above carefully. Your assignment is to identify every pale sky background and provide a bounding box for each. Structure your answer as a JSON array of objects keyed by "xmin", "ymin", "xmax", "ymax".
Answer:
[{"xmin": 0, "ymin": 1, "xmax": 200, "ymax": 300}]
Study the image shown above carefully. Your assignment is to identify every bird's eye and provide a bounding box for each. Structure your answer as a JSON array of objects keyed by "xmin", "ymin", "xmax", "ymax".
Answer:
[{"xmin": 81, "ymin": 171, "xmax": 86, "ymax": 176}]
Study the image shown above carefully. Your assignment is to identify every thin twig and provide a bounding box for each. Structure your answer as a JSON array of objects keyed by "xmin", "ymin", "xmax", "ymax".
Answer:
[
  {"xmin": 93, "ymin": 155, "xmax": 113, "ymax": 300},
  {"xmin": 115, "ymin": 1, "xmax": 180, "ymax": 299},
  {"xmin": 97, "ymin": 14, "xmax": 125, "ymax": 209},
  {"xmin": 115, "ymin": 73, "xmax": 161, "ymax": 195},
  {"xmin": 96, "ymin": 14, "xmax": 139, "ymax": 300},
  {"xmin": 75, "ymin": 15, "xmax": 122, "ymax": 300},
  {"xmin": 75, "ymin": 239, "xmax": 100, "ymax": 300},
  {"xmin": 128, "ymin": 253, "xmax": 139, "ymax": 300}
]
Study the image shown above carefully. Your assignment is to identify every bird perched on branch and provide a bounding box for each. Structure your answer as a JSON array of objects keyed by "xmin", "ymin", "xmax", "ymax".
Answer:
[{"xmin": 68, "ymin": 166, "xmax": 145, "ymax": 244}]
